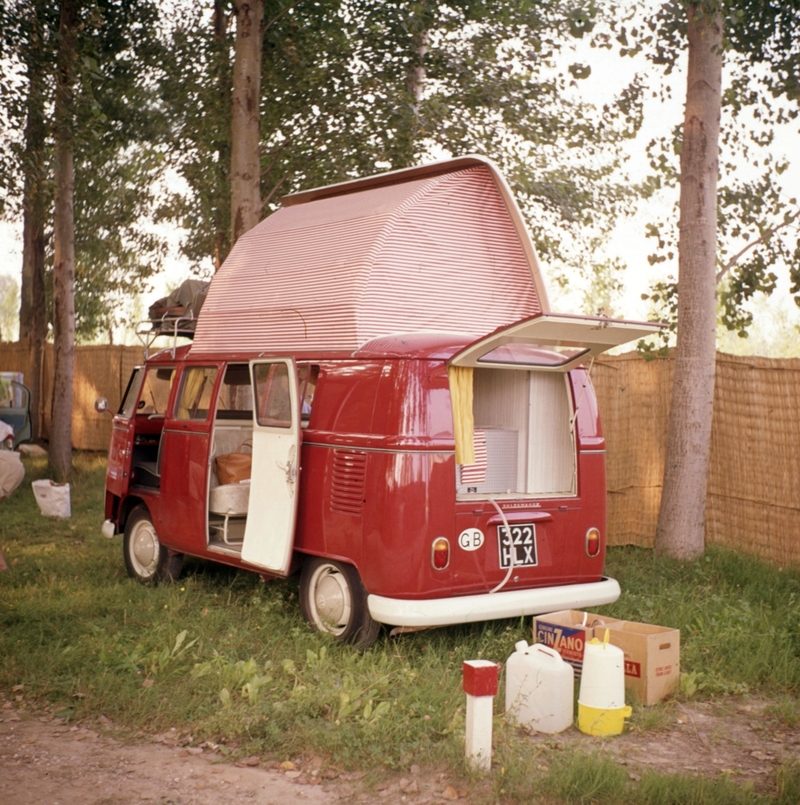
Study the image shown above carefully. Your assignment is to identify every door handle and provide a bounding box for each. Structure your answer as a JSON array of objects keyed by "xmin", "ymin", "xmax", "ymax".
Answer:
[{"xmin": 278, "ymin": 460, "xmax": 297, "ymax": 484}]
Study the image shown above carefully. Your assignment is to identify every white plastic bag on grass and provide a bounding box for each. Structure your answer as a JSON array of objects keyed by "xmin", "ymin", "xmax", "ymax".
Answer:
[{"xmin": 32, "ymin": 479, "xmax": 71, "ymax": 518}]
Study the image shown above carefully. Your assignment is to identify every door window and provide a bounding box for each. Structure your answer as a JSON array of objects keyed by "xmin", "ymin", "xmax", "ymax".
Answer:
[
  {"xmin": 253, "ymin": 363, "xmax": 292, "ymax": 428},
  {"xmin": 176, "ymin": 367, "xmax": 219, "ymax": 421}
]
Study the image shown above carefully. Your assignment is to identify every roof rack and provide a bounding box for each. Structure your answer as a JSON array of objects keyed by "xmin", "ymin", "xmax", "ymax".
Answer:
[{"xmin": 135, "ymin": 311, "xmax": 197, "ymax": 359}]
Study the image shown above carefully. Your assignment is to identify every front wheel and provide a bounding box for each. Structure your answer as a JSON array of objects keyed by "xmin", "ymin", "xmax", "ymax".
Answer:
[
  {"xmin": 123, "ymin": 506, "xmax": 182, "ymax": 584},
  {"xmin": 299, "ymin": 558, "xmax": 381, "ymax": 649}
]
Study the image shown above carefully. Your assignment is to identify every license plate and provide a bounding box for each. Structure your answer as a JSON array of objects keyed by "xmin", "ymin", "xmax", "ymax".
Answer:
[{"xmin": 497, "ymin": 523, "xmax": 538, "ymax": 568}]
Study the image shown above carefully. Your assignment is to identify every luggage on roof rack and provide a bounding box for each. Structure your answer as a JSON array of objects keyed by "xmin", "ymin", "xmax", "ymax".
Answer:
[{"xmin": 136, "ymin": 279, "xmax": 210, "ymax": 357}]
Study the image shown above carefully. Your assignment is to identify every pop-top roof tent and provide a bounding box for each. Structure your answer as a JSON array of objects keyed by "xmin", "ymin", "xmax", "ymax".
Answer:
[
  {"xmin": 191, "ymin": 155, "xmax": 660, "ymax": 363},
  {"xmin": 191, "ymin": 156, "xmax": 549, "ymax": 355}
]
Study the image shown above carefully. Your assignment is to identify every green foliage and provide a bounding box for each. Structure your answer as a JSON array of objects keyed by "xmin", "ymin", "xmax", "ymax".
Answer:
[
  {"xmin": 636, "ymin": 767, "xmax": 770, "ymax": 805},
  {"xmin": 544, "ymin": 751, "xmax": 630, "ymax": 804},
  {"xmin": 638, "ymin": 1, "xmax": 800, "ymax": 338},
  {"xmin": 0, "ymin": 273, "xmax": 20, "ymax": 340},
  {"xmin": 161, "ymin": 0, "xmax": 647, "ymax": 280},
  {"xmin": 774, "ymin": 762, "xmax": 800, "ymax": 805},
  {"xmin": 764, "ymin": 697, "xmax": 800, "ymax": 730},
  {"xmin": 1, "ymin": 0, "xmax": 168, "ymax": 341}
]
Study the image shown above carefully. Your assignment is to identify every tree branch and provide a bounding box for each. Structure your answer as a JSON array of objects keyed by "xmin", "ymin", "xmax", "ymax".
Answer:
[
  {"xmin": 264, "ymin": 0, "xmax": 304, "ymax": 34},
  {"xmin": 716, "ymin": 211, "xmax": 800, "ymax": 284},
  {"xmin": 261, "ymin": 172, "xmax": 290, "ymax": 212}
]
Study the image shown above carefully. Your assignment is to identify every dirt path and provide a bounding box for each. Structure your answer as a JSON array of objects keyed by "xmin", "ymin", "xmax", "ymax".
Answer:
[
  {"xmin": 0, "ymin": 702, "xmax": 336, "ymax": 805},
  {"xmin": 533, "ymin": 697, "xmax": 800, "ymax": 789},
  {"xmin": 1, "ymin": 696, "xmax": 798, "ymax": 804}
]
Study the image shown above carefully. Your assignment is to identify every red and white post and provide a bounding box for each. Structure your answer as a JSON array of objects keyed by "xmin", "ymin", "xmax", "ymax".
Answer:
[{"xmin": 462, "ymin": 659, "xmax": 499, "ymax": 772}]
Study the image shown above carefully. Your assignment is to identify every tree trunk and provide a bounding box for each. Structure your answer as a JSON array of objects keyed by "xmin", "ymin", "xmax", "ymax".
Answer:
[
  {"xmin": 213, "ymin": 0, "xmax": 231, "ymax": 270},
  {"xmin": 18, "ymin": 8, "xmax": 49, "ymax": 441},
  {"xmin": 21, "ymin": 194, "xmax": 47, "ymax": 443},
  {"xmin": 655, "ymin": 2, "xmax": 723, "ymax": 560},
  {"xmin": 230, "ymin": 0, "xmax": 263, "ymax": 246},
  {"xmin": 50, "ymin": 0, "xmax": 77, "ymax": 482},
  {"xmin": 394, "ymin": 15, "xmax": 429, "ymax": 169}
]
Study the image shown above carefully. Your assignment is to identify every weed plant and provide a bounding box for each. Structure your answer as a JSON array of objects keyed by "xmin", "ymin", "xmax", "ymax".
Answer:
[{"xmin": 1, "ymin": 453, "xmax": 799, "ymax": 804}]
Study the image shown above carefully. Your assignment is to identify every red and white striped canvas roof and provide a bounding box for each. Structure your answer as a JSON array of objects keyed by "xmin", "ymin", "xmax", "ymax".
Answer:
[{"xmin": 191, "ymin": 157, "xmax": 548, "ymax": 356}]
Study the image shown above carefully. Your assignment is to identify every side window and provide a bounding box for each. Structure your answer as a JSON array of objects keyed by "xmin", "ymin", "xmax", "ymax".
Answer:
[
  {"xmin": 217, "ymin": 364, "xmax": 254, "ymax": 419},
  {"xmin": 253, "ymin": 363, "xmax": 292, "ymax": 428},
  {"xmin": 297, "ymin": 364, "xmax": 319, "ymax": 424},
  {"xmin": 136, "ymin": 367, "xmax": 175, "ymax": 417},
  {"xmin": 176, "ymin": 367, "xmax": 219, "ymax": 421}
]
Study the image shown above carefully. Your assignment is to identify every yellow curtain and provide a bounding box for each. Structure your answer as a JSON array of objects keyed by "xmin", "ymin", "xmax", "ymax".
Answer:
[
  {"xmin": 177, "ymin": 368, "xmax": 207, "ymax": 419},
  {"xmin": 448, "ymin": 365, "xmax": 475, "ymax": 465}
]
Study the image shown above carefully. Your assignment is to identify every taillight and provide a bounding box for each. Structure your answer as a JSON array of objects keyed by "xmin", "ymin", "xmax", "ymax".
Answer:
[
  {"xmin": 431, "ymin": 537, "xmax": 450, "ymax": 570},
  {"xmin": 586, "ymin": 527, "xmax": 601, "ymax": 557}
]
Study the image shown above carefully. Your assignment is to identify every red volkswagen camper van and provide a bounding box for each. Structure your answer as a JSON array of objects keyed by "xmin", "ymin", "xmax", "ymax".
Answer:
[{"xmin": 99, "ymin": 157, "xmax": 659, "ymax": 647}]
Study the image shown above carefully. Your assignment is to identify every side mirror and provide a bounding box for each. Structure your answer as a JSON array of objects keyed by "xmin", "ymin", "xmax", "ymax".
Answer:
[{"xmin": 94, "ymin": 397, "xmax": 109, "ymax": 414}]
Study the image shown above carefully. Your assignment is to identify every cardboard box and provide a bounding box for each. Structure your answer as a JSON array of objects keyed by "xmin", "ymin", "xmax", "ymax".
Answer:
[
  {"xmin": 603, "ymin": 621, "xmax": 680, "ymax": 706},
  {"xmin": 532, "ymin": 610, "xmax": 620, "ymax": 675},
  {"xmin": 533, "ymin": 610, "xmax": 681, "ymax": 705}
]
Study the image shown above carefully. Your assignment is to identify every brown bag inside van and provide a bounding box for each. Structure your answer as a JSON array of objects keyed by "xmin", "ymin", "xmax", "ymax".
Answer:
[{"xmin": 215, "ymin": 440, "xmax": 252, "ymax": 484}]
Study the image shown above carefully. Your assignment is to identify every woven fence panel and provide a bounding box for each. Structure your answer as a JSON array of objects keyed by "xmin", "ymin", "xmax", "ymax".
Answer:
[
  {"xmin": 1, "ymin": 341, "xmax": 143, "ymax": 451},
  {"xmin": 593, "ymin": 354, "xmax": 673, "ymax": 547},
  {"xmin": 73, "ymin": 345, "xmax": 144, "ymax": 450},
  {"xmin": 595, "ymin": 352, "xmax": 800, "ymax": 567},
  {"xmin": 706, "ymin": 355, "xmax": 800, "ymax": 567},
  {"xmin": 0, "ymin": 341, "xmax": 34, "ymax": 380}
]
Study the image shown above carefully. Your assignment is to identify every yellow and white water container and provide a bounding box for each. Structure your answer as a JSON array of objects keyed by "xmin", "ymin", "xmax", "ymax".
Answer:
[{"xmin": 577, "ymin": 630, "xmax": 632, "ymax": 736}]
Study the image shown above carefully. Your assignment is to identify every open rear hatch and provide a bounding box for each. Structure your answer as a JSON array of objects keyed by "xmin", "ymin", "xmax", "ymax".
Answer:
[
  {"xmin": 449, "ymin": 312, "xmax": 663, "ymax": 371},
  {"xmin": 446, "ymin": 312, "xmax": 664, "ymax": 592}
]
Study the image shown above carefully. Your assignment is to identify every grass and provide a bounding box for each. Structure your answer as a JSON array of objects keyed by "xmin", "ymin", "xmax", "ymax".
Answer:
[
  {"xmin": 1, "ymin": 452, "xmax": 799, "ymax": 804},
  {"xmin": 601, "ymin": 546, "xmax": 800, "ymax": 695}
]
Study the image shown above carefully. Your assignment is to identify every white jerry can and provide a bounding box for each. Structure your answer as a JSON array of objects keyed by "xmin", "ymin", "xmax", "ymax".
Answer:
[{"xmin": 505, "ymin": 641, "xmax": 574, "ymax": 733}]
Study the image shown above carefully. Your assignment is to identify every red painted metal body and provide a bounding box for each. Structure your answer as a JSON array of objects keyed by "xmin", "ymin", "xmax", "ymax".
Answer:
[{"xmin": 103, "ymin": 339, "xmax": 609, "ymax": 607}]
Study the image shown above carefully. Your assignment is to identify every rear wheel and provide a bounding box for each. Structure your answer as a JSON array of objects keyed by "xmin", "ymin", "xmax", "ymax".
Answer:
[
  {"xmin": 299, "ymin": 558, "xmax": 381, "ymax": 649},
  {"xmin": 123, "ymin": 506, "xmax": 182, "ymax": 584}
]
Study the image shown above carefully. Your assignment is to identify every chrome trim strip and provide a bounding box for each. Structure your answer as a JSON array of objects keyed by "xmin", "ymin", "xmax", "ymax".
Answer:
[{"xmin": 302, "ymin": 441, "xmax": 455, "ymax": 456}]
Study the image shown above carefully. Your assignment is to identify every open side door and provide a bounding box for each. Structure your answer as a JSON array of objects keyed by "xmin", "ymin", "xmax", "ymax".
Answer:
[
  {"xmin": 449, "ymin": 313, "xmax": 664, "ymax": 371},
  {"xmin": 241, "ymin": 359, "xmax": 300, "ymax": 575}
]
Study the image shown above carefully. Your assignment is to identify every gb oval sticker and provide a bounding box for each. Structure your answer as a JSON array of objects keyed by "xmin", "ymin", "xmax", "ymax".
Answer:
[{"xmin": 458, "ymin": 528, "xmax": 484, "ymax": 551}]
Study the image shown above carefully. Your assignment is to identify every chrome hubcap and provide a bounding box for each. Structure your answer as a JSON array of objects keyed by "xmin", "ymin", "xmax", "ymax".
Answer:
[{"xmin": 311, "ymin": 565, "xmax": 352, "ymax": 635}]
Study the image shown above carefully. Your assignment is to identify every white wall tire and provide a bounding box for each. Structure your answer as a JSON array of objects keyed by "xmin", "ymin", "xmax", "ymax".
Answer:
[
  {"xmin": 299, "ymin": 558, "xmax": 380, "ymax": 649},
  {"xmin": 123, "ymin": 506, "xmax": 181, "ymax": 584}
]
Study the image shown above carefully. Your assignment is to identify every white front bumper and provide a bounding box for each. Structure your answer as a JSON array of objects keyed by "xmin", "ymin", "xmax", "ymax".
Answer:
[{"xmin": 367, "ymin": 577, "xmax": 620, "ymax": 628}]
